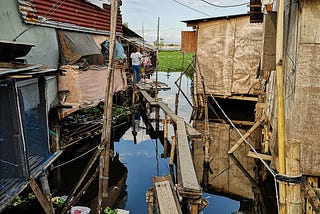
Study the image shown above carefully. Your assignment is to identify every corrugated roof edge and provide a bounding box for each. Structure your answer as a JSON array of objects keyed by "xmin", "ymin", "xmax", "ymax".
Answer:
[{"xmin": 181, "ymin": 13, "xmax": 249, "ymax": 24}]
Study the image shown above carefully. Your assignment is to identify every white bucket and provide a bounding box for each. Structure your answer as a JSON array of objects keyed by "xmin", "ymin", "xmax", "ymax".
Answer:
[{"xmin": 71, "ymin": 206, "xmax": 91, "ymax": 214}]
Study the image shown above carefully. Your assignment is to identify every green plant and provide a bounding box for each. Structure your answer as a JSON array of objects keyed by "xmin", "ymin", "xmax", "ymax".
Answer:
[
  {"xmin": 104, "ymin": 207, "xmax": 117, "ymax": 214},
  {"xmin": 27, "ymin": 193, "xmax": 35, "ymax": 200},
  {"xmin": 158, "ymin": 50, "xmax": 194, "ymax": 72}
]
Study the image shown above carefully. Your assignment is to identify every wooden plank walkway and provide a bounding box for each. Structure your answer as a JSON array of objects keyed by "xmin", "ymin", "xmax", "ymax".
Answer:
[
  {"xmin": 152, "ymin": 176, "xmax": 182, "ymax": 214},
  {"xmin": 139, "ymin": 89, "xmax": 202, "ymax": 137},
  {"xmin": 136, "ymin": 81, "xmax": 171, "ymax": 91},
  {"xmin": 158, "ymin": 102, "xmax": 202, "ymax": 138},
  {"xmin": 176, "ymin": 118, "xmax": 202, "ymax": 195}
]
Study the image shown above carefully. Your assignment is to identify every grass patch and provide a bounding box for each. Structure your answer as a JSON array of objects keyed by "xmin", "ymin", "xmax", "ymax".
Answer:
[{"xmin": 158, "ymin": 50, "xmax": 194, "ymax": 73}]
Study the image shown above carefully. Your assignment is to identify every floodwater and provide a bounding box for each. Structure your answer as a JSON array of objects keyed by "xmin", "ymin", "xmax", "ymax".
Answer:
[
  {"xmin": 115, "ymin": 72, "xmax": 241, "ymax": 213},
  {"xmin": 2, "ymin": 72, "xmax": 242, "ymax": 214}
]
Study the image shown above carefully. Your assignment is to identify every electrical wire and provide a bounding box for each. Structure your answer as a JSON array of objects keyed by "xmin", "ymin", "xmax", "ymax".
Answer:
[
  {"xmin": 13, "ymin": 0, "xmax": 68, "ymax": 41},
  {"xmin": 170, "ymin": 0, "xmax": 211, "ymax": 17},
  {"xmin": 194, "ymin": 54, "xmax": 302, "ymax": 214},
  {"xmin": 200, "ymin": 0, "xmax": 248, "ymax": 8},
  {"xmin": 51, "ymin": 146, "xmax": 98, "ymax": 170}
]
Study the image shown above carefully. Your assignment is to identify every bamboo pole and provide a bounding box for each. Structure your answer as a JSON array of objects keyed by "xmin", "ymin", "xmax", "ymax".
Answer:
[
  {"xmin": 275, "ymin": 0, "xmax": 286, "ymax": 212},
  {"xmin": 286, "ymin": 140, "xmax": 301, "ymax": 214},
  {"xmin": 99, "ymin": 1, "xmax": 118, "ymax": 213}
]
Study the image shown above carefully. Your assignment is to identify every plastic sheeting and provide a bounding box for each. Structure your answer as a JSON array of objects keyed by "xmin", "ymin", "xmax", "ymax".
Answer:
[
  {"xmin": 194, "ymin": 15, "xmax": 263, "ymax": 96},
  {"xmin": 58, "ymin": 65, "xmax": 127, "ymax": 118},
  {"xmin": 57, "ymin": 31, "xmax": 102, "ymax": 65}
]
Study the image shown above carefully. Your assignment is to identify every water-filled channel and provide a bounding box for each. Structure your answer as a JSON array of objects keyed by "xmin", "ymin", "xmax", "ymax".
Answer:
[{"xmin": 115, "ymin": 72, "xmax": 241, "ymax": 213}]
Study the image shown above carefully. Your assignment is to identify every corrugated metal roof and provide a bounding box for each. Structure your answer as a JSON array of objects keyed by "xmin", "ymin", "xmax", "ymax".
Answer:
[
  {"xmin": 18, "ymin": 0, "xmax": 122, "ymax": 34},
  {"xmin": 182, "ymin": 13, "xmax": 249, "ymax": 25}
]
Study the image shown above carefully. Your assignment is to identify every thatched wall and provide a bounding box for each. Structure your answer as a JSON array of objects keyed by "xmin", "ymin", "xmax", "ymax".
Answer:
[
  {"xmin": 264, "ymin": 0, "xmax": 320, "ymax": 176},
  {"xmin": 194, "ymin": 15, "xmax": 263, "ymax": 96}
]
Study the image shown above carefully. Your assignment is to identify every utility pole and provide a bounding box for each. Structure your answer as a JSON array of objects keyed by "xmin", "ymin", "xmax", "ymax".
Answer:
[{"xmin": 98, "ymin": 0, "xmax": 118, "ymax": 213}]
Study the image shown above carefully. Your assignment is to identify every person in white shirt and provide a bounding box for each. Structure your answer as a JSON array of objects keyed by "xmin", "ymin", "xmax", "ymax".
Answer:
[{"xmin": 130, "ymin": 47, "xmax": 143, "ymax": 83}]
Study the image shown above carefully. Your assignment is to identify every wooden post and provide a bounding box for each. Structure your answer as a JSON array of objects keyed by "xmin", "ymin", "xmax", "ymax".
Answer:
[
  {"xmin": 305, "ymin": 177, "xmax": 319, "ymax": 214},
  {"xmin": 276, "ymin": 0, "xmax": 286, "ymax": 212},
  {"xmin": 190, "ymin": 204, "xmax": 199, "ymax": 214},
  {"xmin": 155, "ymin": 107, "xmax": 160, "ymax": 131},
  {"xmin": 155, "ymin": 17, "xmax": 160, "ymax": 100},
  {"xmin": 163, "ymin": 116, "xmax": 168, "ymax": 158},
  {"xmin": 146, "ymin": 102, "xmax": 151, "ymax": 130},
  {"xmin": 146, "ymin": 189, "xmax": 154, "ymax": 214},
  {"xmin": 39, "ymin": 172, "xmax": 52, "ymax": 206},
  {"xmin": 286, "ymin": 140, "xmax": 301, "ymax": 214},
  {"xmin": 170, "ymin": 136, "xmax": 177, "ymax": 166},
  {"xmin": 29, "ymin": 177, "xmax": 54, "ymax": 214}
]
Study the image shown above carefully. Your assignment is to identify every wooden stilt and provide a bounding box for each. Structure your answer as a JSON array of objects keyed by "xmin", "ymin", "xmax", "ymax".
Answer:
[
  {"xmin": 146, "ymin": 189, "xmax": 154, "ymax": 214},
  {"xmin": 190, "ymin": 204, "xmax": 199, "ymax": 214},
  {"xmin": 305, "ymin": 177, "xmax": 319, "ymax": 214},
  {"xmin": 155, "ymin": 107, "xmax": 160, "ymax": 132},
  {"xmin": 71, "ymin": 167, "xmax": 99, "ymax": 207},
  {"xmin": 146, "ymin": 103, "xmax": 151, "ymax": 130},
  {"xmin": 163, "ymin": 117, "xmax": 168, "ymax": 159},
  {"xmin": 286, "ymin": 140, "xmax": 301, "ymax": 214},
  {"xmin": 170, "ymin": 136, "xmax": 177, "ymax": 166},
  {"xmin": 61, "ymin": 147, "xmax": 102, "ymax": 214},
  {"xmin": 39, "ymin": 172, "xmax": 52, "ymax": 206},
  {"xmin": 29, "ymin": 177, "xmax": 54, "ymax": 214}
]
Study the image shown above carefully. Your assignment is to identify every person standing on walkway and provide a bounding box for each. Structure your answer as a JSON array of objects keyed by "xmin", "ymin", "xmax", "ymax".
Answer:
[{"xmin": 130, "ymin": 47, "xmax": 143, "ymax": 83}]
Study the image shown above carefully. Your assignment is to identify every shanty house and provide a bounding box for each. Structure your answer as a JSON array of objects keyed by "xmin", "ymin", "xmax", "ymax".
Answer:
[
  {"xmin": 182, "ymin": 14, "xmax": 264, "ymax": 201},
  {"xmin": 0, "ymin": 0, "xmax": 125, "ymax": 211}
]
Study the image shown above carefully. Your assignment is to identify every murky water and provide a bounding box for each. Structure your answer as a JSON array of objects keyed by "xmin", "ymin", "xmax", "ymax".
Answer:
[{"xmin": 115, "ymin": 72, "xmax": 241, "ymax": 213}]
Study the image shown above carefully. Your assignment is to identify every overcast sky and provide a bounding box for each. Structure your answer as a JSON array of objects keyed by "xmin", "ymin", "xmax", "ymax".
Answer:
[{"xmin": 121, "ymin": 0, "xmax": 248, "ymax": 44}]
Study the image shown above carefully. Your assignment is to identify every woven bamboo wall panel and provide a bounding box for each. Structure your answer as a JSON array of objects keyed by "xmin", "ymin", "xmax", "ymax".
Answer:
[{"xmin": 194, "ymin": 16, "xmax": 263, "ymax": 96}]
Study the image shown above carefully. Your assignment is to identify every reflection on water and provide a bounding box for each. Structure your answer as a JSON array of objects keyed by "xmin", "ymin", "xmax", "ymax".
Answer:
[{"xmin": 115, "ymin": 72, "xmax": 241, "ymax": 213}]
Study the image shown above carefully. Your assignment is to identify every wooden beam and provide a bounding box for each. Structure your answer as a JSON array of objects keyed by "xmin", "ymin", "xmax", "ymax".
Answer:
[
  {"xmin": 247, "ymin": 151, "xmax": 272, "ymax": 161},
  {"xmin": 228, "ymin": 114, "xmax": 265, "ymax": 154},
  {"xmin": 213, "ymin": 95, "xmax": 258, "ymax": 102},
  {"xmin": 140, "ymin": 90, "xmax": 158, "ymax": 106},
  {"xmin": 176, "ymin": 118, "xmax": 201, "ymax": 194},
  {"xmin": 29, "ymin": 177, "xmax": 54, "ymax": 214}
]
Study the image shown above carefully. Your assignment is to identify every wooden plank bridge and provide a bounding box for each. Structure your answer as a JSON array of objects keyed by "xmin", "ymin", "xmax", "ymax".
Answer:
[{"xmin": 137, "ymin": 81, "xmax": 205, "ymax": 214}]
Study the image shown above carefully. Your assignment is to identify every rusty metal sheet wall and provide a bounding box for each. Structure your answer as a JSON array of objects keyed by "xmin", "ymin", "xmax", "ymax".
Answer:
[
  {"xmin": 18, "ymin": 0, "xmax": 123, "ymax": 34},
  {"xmin": 181, "ymin": 31, "xmax": 196, "ymax": 53}
]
